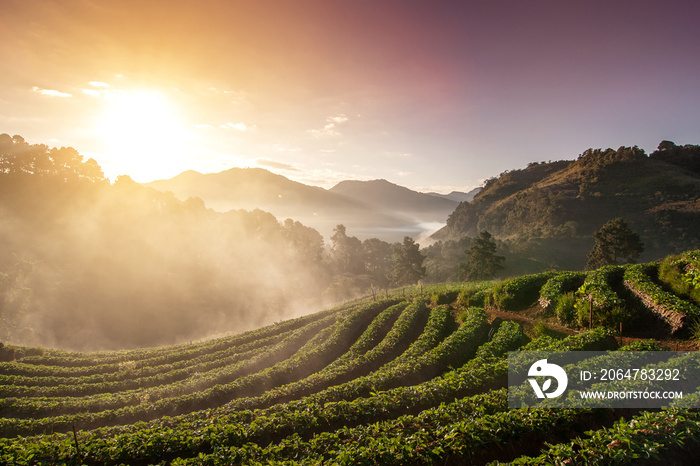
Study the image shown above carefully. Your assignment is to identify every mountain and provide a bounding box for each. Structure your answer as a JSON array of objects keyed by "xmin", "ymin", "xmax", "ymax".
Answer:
[
  {"xmin": 426, "ymin": 187, "xmax": 481, "ymax": 203},
  {"xmin": 146, "ymin": 169, "xmax": 454, "ymax": 241},
  {"xmin": 329, "ymin": 179, "xmax": 459, "ymax": 222},
  {"xmin": 431, "ymin": 144, "xmax": 700, "ymax": 270}
]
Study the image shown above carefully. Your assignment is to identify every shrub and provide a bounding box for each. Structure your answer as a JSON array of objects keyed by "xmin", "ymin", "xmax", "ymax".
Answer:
[{"xmin": 555, "ymin": 292, "xmax": 577, "ymax": 325}]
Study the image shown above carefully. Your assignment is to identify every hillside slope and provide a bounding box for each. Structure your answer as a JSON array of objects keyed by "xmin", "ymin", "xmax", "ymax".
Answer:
[
  {"xmin": 1, "ymin": 250, "xmax": 699, "ymax": 464},
  {"xmin": 433, "ymin": 144, "xmax": 700, "ymax": 262}
]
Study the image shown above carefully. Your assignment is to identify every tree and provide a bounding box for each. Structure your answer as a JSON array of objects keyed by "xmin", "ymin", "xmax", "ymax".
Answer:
[
  {"xmin": 362, "ymin": 238, "xmax": 393, "ymax": 287},
  {"xmin": 586, "ymin": 218, "xmax": 644, "ymax": 270},
  {"xmin": 460, "ymin": 231, "xmax": 504, "ymax": 281},
  {"xmin": 330, "ymin": 224, "xmax": 364, "ymax": 274},
  {"xmin": 390, "ymin": 237, "xmax": 426, "ymax": 286}
]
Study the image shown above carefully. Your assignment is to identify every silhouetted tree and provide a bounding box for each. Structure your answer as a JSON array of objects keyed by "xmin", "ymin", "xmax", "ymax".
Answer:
[
  {"xmin": 330, "ymin": 224, "xmax": 364, "ymax": 274},
  {"xmin": 362, "ymin": 238, "xmax": 393, "ymax": 287},
  {"xmin": 586, "ymin": 218, "xmax": 644, "ymax": 270},
  {"xmin": 390, "ymin": 237, "xmax": 426, "ymax": 286},
  {"xmin": 460, "ymin": 231, "xmax": 504, "ymax": 281},
  {"xmin": 284, "ymin": 218, "xmax": 324, "ymax": 264}
]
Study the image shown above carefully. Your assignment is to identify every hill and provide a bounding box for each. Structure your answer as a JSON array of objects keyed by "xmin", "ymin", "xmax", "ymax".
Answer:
[
  {"xmin": 329, "ymin": 178, "xmax": 459, "ymax": 222},
  {"xmin": 1, "ymin": 250, "xmax": 699, "ymax": 464},
  {"xmin": 426, "ymin": 187, "xmax": 481, "ymax": 203},
  {"xmin": 146, "ymin": 169, "xmax": 458, "ymax": 241},
  {"xmin": 432, "ymin": 144, "xmax": 700, "ymax": 271}
]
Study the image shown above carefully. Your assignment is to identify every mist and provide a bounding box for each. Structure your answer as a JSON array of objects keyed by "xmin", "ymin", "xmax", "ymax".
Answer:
[{"xmin": 0, "ymin": 135, "xmax": 332, "ymax": 351}]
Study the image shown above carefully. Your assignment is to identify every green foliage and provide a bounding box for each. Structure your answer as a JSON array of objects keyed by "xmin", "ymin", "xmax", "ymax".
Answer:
[
  {"xmin": 659, "ymin": 250, "xmax": 700, "ymax": 305},
  {"xmin": 539, "ymin": 271, "xmax": 587, "ymax": 310},
  {"xmin": 575, "ymin": 265, "xmax": 627, "ymax": 329},
  {"xmin": 486, "ymin": 271, "xmax": 558, "ymax": 311},
  {"xmin": 389, "ymin": 236, "xmax": 426, "ymax": 286},
  {"xmin": 586, "ymin": 217, "xmax": 644, "ymax": 270},
  {"xmin": 619, "ymin": 339, "xmax": 670, "ymax": 351},
  {"xmin": 555, "ymin": 291, "xmax": 577, "ymax": 325},
  {"xmin": 460, "ymin": 231, "xmax": 504, "ymax": 281},
  {"xmin": 624, "ymin": 262, "xmax": 700, "ymax": 333}
]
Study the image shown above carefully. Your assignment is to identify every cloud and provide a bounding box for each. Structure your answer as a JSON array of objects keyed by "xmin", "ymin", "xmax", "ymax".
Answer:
[
  {"xmin": 308, "ymin": 113, "xmax": 348, "ymax": 137},
  {"xmin": 255, "ymin": 159, "xmax": 300, "ymax": 172},
  {"xmin": 221, "ymin": 122, "xmax": 254, "ymax": 131},
  {"xmin": 32, "ymin": 86, "xmax": 72, "ymax": 98},
  {"xmin": 89, "ymin": 81, "xmax": 110, "ymax": 88}
]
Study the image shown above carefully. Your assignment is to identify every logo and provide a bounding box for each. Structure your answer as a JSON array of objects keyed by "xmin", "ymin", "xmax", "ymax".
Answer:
[{"xmin": 528, "ymin": 358, "xmax": 568, "ymax": 399}]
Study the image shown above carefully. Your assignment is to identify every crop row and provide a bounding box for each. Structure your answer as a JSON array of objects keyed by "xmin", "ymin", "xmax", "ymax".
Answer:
[
  {"xmin": 513, "ymin": 409, "xmax": 700, "ymax": 464},
  {"xmin": 9, "ymin": 300, "xmax": 356, "ymax": 369},
  {"xmin": 623, "ymin": 263, "xmax": 700, "ymax": 333},
  {"xmin": 0, "ymin": 322, "xmax": 623, "ymax": 465},
  {"xmin": 486, "ymin": 271, "xmax": 559, "ymax": 311},
  {"xmin": 0, "ymin": 313, "xmax": 339, "ymax": 420},
  {"xmin": 143, "ymin": 326, "xmax": 617, "ymax": 465},
  {"xmin": 0, "ymin": 301, "xmax": 355, "ymax": 377},
  {"xmin": 538, "ymin": 271, "xmax": 587, "ymax": 310},
  {"xmin": 0, "ymin": 324, "xmax": 314, "ymax": 397},
  {"xmin": 0, "ymin": 315, "xmax": 517, "ymax": 465},
  {"xmin": 0, "ymin": 299, "xmax": 414, "ymax": 436},
  {"xmin": 0, "ymin": 298, "xmax": 392, "ymax": 436}
]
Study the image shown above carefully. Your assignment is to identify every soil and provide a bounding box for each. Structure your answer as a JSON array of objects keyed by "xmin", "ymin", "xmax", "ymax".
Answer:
[{"xmin": 484, "ymin": 305, "xmax": 699, "ymax": 351}]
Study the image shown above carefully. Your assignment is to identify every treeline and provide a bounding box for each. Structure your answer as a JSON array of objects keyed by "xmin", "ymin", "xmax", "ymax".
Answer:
[{"xmin": 0, "ymin": 134, "xmax": 427, "ymax": 350}]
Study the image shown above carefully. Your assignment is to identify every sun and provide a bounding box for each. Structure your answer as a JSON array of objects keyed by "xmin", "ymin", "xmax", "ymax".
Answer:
[{"xmin": 96, "ymin": 90, "xmax": 191, "ymax": 182}]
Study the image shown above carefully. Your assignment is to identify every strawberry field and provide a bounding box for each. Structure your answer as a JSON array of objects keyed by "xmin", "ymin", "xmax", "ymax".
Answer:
[{"xmin": 2, "ymin": 251, "xmax": 700, "ymax": 465}]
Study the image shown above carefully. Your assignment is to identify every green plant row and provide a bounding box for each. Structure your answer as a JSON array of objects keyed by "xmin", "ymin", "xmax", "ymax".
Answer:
[
  {"xmin": 0, "ymin": 314, "xmax": 339, "ymax": 420},
  {"xmin": 0, "ymin": 300, "xmax": 399, "ymax": 435},
  {"xmin": 99, "ymin": 324, "xmax": 612, "ymax": 463},
  {"xmin": 1, "ymin": 300, "xmax": 401, "ymax": 399},
  {"xmin": 682, "ymin": 250, "xmax": 700, "ymax": 288},
  {"xmin": 512, "ymin": 409, "xmax": 700, "ymax": 464},
  {"xmin": 0, "ymin": 324, "xmax": 619, "ymax": 465},
  {"xmin": 0, "ymin": 326, "xmax": 309, "ymax": 397},
  {"xmin": 576, "ymin": 265, "xmax": 625, "ymax": 310},
  {"xmin": 161, "ymin": 330, "xmax": 623, "ymax": 465},
  {"xmin": 624, "ymin": 263, "xmax": 700, "ymax": 333},
  {"xmin": 0, "ymin": 317, "xmax": 517, "ymax": 465},
  {"xmin": 487, "ymin": 271, "xmax": 559, "ymax": 311},
  {"xmin": 538, "ymin": 271, "xmax": 587, "ymax": 310},
  {"xmin": 455, "ymin": 281, "xmax": 497, "ymax": 308},
  {"xmin": 219, "ymin": 301, "xmax": 412, "ymax": 412},
  {"xmin": 7, "ymin": 300, "xmax": 355, "ymax": 370},
  {"xmin": 0, "ymin": 310, "xmax": 343, "ymax": 435}
]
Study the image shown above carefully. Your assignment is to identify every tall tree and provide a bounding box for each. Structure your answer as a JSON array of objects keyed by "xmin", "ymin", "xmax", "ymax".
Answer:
[
  {"xmin": 586, "ymin": 218, "xmax": 644, "ymax": 270},
  {"xmin": 362, "ymin": 238, "xmax": 393, "ymax": 286},
  {"xmin": 460, "ymin": 231, "xmax": 504, "ymax": 281},
  {"xmin": 390, "ymin": 237, "xmax": 426, "ymax": 286},
  {"xmin": 330, "ymin": 224, "xmax": 364, "ymax": 274}
]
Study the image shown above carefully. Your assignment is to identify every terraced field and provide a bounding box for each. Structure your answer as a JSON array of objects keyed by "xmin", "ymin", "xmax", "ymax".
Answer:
[{"xmin": 2, "ymin": 250, "xmax": 700, "ymax": 465}]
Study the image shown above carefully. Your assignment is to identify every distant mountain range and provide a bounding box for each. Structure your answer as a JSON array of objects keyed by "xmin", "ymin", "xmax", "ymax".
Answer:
[{"xmin": 145, "ymin": 168, "xmax": 479, "ymax": 241}]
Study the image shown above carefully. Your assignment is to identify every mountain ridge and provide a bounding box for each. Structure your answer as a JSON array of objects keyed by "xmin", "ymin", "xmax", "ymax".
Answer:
[{"xmin": 146, "ymin": 168, "xmax": 460, "ymax": 240}]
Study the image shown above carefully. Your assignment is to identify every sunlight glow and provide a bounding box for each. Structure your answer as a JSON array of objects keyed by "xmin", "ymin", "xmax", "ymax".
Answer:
[{"xmin": 96, "ymin": 90, "xmax": 191, "ymax": 181}]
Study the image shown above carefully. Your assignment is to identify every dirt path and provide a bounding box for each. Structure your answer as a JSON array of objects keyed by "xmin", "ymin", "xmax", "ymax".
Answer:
[{"xmin": 485, "ymin": 308, "xmax": 698, "ymax": 351}]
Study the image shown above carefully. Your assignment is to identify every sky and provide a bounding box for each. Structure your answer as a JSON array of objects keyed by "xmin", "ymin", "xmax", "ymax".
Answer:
[{"xmin": 1, "ymin": 0, "xmax": 700, "ymax": 193}]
